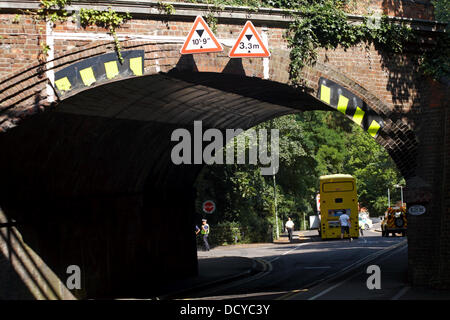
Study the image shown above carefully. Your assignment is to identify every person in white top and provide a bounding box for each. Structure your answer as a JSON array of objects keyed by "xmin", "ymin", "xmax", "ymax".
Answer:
[
  {"xmin": 285, "ymin": 217, "xmax": 295, "ymax": 241},
  {"xmin": 339, "ymin": 212, "xmax": 353, "ymax": 241}
]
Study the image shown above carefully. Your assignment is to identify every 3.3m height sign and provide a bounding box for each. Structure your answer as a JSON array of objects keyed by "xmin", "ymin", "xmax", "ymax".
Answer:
[
  {"xmin": 229, "ymin": 21, "xmax": 270, "ymax": 58},
  {"xmin": 180, "ymin": 16, "xmax": 223, "ymax": 54}
]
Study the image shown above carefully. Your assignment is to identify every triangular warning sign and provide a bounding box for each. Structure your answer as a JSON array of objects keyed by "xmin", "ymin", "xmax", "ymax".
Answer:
[
  {"xmin": 229, "ymin": 21, "xmax": 270, "ymax": 58},
  {"xmin": 180, "ymin": 16, "xmax": 223, "ymax": 54}
]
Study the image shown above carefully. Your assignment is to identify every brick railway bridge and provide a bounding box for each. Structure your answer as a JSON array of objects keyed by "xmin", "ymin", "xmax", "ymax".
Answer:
[{"xmin": 0, "ymin": 0, "xmax": 448, "ymax": 299}]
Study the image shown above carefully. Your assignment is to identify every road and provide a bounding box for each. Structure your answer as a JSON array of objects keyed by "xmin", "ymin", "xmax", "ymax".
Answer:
[{"xmin": 183, "ymin": 225, "xmax": 412, "ymax": 300}]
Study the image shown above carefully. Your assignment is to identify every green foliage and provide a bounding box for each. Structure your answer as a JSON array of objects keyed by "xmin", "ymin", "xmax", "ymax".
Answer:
[
  {"xmin": 12, "ymin": 14, "xmax": 21, "ymax": 24},
  {"xmin": 186, "ymin": 0, "xmax": 263, "ymax": 9},
  {"xmin": 299, "ymin": 111, "xmax": 404, "ymax": 216},
  {"xmin": 189, "ymin": 0, "xmax": 446, "ymax": 81},
  {"xmin": 31, "ymin": 1, "xmax": 73, "ymax": 63},
  {"xmin": 285, "ymin": 1, "xmax": 415, "ymax": 85},
  {"xmin": 35, "ymin": 0, "xmax": 446, "ymax": 80},
  {"xmin": 41, "ymin": 41, "xmax": 51, "ymax": 56},
  {"xmin": 432, "ymin": 0, "xmax": 450, "ymax": 25},
  {"xmin": 419, "ymin": 32, "xmax": 450, "ymax": 80},
  {"xmin": 186, "ymin": 0, "xmax": 263, "ymax": 33},
  {"xmin": 195, "ymin": 112, "xmax": 403, "ymax": 243},
  {"xmin": 157, "ymin": 2, "xmax": 176, "ymax": 15},
  {"xmin": 31, "ymin": 1, "xmax": 132, "ymax": 64},
  {"xmin": 78, "ymin": 8, "xmax": 132, "ymax": 63},
  {"xmin": 205, "ymin": 12, "xmax": 218, "ymax": 34},
  {"xmin": 426, "ymin": 0, "xmax": 450, "ymax": 79},
  {"xmin": 203, "ymin": 221, "xmax": 243, "ymax": 246},
  {"xmin": 37, "ymin": 0, "xmax": 71, "ymax": 23},
  {"xmin": 342, "ymin": 120, "xmax": 404, "ymax": 215},
  {"xmin": 285, "ymin": 0, "xmax": 445, "ymax": 81},
  {"xmin": 369, "ymin": 16, "xmax": 414, "ymax": 52},
  {"xmin": 78, "ymin": 8, "xmax": 130, "ymax": 28}
]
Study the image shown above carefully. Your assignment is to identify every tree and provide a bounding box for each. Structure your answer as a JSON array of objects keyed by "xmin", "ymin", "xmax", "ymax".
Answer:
[{"xmin": 194, "ymin": 110, "xmax": 402, "ymax": 243}]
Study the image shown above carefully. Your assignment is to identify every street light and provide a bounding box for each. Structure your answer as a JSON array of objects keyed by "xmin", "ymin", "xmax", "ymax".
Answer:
[
  {"xmin": 270, "ymin": 119, "xmax": 279, "ymax": 240},
  {"xmin": 394, "ymin": 184, "xmax": 404, "ymax": 206},
  {"xmin": 273, "ymin": 168, "xmax": 279, "ymax": 239},
  {"xmin": 387, "ymin": 188, "xmax": 390, "ymax": 208}
]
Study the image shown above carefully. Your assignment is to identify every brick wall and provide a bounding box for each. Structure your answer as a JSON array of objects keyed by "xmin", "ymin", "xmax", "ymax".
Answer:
[{"xmin": 0, "ymin": 1, "xmax": 448, "ymax": 295}]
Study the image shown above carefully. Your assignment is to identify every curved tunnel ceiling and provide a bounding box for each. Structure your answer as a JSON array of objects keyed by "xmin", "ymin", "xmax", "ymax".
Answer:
[
  {"xmin": 57, "ymin": 71, "xmax": 330, "ymax": 128},
  {"xmin": 0, "ymin": 72, "xmax": 331, "ymax": 209}
]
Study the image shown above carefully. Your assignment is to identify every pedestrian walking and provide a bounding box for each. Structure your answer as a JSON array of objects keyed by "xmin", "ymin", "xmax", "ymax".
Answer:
[
  {"xmin": 339, "ymin": 212, "xmax": 353, "ymax": 242},
  {"xmin": 201, "ymin": 219, "xmax": 210, "ymax": 251},
  {"xmin": 285, "ymin": 217, "xmax": 294, "ymax": 242}
]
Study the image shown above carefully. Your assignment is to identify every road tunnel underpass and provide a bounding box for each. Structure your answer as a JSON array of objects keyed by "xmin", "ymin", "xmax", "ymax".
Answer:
[{"xmin": 0, "ymin": 70, "xmax": 418, "ymax": 299}]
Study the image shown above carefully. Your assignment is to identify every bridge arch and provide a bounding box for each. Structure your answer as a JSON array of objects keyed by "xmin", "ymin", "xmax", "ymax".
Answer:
[
  {"xmin": 0, "ymin": 37, "xmax": 442, "ymax": 298},
  {"xmin": 0, "ymin": 40, "xmax": 418, "ymax": 175}
]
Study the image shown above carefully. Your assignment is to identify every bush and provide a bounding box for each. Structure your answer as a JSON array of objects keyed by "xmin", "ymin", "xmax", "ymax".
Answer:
[{"xmin": 197, "ymin": 221, "xmax": 243, "ymax": 247}]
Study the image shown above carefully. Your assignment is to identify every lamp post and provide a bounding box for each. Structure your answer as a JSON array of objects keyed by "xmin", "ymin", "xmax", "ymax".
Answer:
[
  {"xmin": 270, "ymin": 119, "xmax": 279, "ymax": 240},
  {"xmin": 273, "ymin": 170, "xmax": 279, "ymax": 239},
  {"xmin": 394, "ymin": 184, "xmax": 404, "ymax": 206},
  {"xmin": 303, "ymin": 212, "xmax": 306, "ymax": 230},
  {"xmin": 387, "ymin": 188, "xmax": 390, "ymax": 208}
]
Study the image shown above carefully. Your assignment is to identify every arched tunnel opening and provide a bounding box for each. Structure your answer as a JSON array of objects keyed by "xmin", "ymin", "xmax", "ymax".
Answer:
[
  {"xmin": 0, "ymin": 71, "xmax": 408, "ymax": 299},
  {"xmin": 192, "ymin": 109, "xmax": 406, "ymax": 244}
]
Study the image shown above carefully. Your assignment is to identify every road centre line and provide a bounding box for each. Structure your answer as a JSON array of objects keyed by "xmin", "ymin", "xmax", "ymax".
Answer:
[
  {"xmin": 307, "ymin": 269, "xmax": 362, "ymax": 300},
  {"xmin": 269, "ymin": 242, "xmax": 310, "ymax": 262}
]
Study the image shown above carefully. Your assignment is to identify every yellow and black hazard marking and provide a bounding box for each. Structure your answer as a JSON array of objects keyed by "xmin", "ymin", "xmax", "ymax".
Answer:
[
  {"xmin": 318, "ymin": 78, "xmax": 384, "ymax": 138},
  {"xmin": 53, "ymin": 50, "xmax": 144, "ymax": 98}
]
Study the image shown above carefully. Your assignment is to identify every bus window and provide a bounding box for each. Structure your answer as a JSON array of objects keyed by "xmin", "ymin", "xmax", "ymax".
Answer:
[
  {"xmin": 328, "ymin": 209, "xmax": 350, "ymax": 217},
  {"xmin": 322, "ymin": 181, "xmax": 354, "ymax": 192}
]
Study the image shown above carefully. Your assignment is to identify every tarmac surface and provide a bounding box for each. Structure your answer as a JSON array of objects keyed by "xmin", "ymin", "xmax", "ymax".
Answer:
[{"xmin": 157, "ymin": 226, "xmax": 450, "ymax": 300}]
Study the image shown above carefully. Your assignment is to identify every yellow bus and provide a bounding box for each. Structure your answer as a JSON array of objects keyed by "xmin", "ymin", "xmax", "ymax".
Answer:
[{"xmin": 319, "ymin": 174, "xmax": 359, "ymax": 240}]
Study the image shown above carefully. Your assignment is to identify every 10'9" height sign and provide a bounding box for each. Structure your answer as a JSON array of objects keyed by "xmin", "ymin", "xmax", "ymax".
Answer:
[{"xmin": 180, "ymin": 16, "xmax": 270, "ymax": 58}]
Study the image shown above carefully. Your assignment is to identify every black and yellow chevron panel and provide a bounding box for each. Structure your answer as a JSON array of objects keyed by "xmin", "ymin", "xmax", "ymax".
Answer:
[
  {"xmin": 317, "ymin": 78, "xmax": 384, "ymax": 138},
  {"xmin": 53, "ymin": 50, "xmax": 144, "ymax": 98}
]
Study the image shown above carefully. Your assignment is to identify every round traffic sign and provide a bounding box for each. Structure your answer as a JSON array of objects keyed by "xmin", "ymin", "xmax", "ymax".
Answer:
[
  {"xmin": 408, "ymin": 205, "xmax": 426, "ymax": 216},
  {"xmin": 203, "ymin": 200, "xmax": 216, "ymax": 214}
]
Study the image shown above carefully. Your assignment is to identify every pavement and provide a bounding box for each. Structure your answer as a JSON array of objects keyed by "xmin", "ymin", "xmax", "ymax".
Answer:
[
  {"xmin": 156, "ymin": 228, "xmax": 450, "ymax": 300},
  {"xmin": 273, "ymin": 230, "xmax": 320, "ymax": 244}
]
